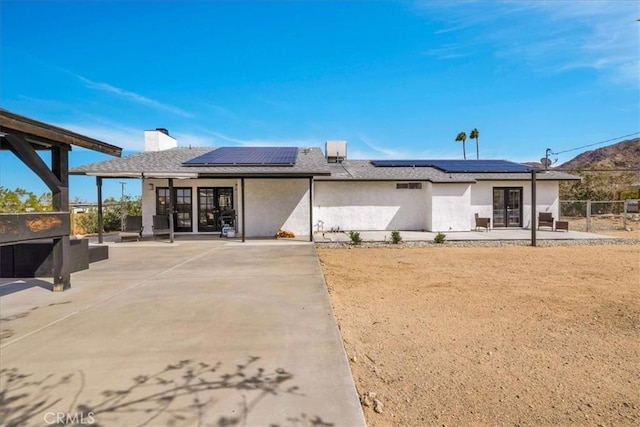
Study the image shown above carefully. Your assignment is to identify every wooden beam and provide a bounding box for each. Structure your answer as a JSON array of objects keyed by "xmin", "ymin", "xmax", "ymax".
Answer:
[
  {"xmin": 52, "ymin": 145, "xmax": 70, "ymax": 291},
  {"xmin": 0, "ymin": 108, "xmax": 121, "ymax": 156},
  {"xmin": 0, "ymin": 213, "xmax": 70, "ymax": 244},
  {"xmin": 4, "ymin": 134, "xmax": 63, "ymax": 191}
]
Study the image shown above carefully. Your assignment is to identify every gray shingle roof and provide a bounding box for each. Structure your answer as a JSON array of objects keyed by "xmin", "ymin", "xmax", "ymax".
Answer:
[
  {"xmin": 316, "ymin": 160, "xmax": 579, "ymax": 183},
  {"xmin": 71, "ymin": 147, "xmax": 579, "ymax": 182},
  {"xmin": 70, "ymin": 147, "xmax": 331, "ymax": 177}
]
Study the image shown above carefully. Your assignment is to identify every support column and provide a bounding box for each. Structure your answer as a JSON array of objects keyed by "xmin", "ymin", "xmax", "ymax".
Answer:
[
  {"xmin": 241, "ymin": 178, "xmax": 246, "ymax": 243},
  {"xmin": 169, "ymin": 178, "xmax": 175, "ymax": 243},
  {"xmin": 531, "ymin": 169, "xmax": 537, "ymax": 247},
  {"xmin": 52, "ymin": 146, "xmax": 70, "ymax": 291},
  {"xmin": 97, "ymin": 177, "xmax": 104, "ymax": 244},
  {"xmin": 309, "ymin": 177, "xmax": 313, "ymax": 242}
]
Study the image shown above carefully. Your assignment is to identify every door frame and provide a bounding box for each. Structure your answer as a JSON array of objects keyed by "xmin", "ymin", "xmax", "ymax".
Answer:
[
  {"xmin": 492, "ymin": 187, "xmax": 523, "ymax": 228},
  {"xmin": 173, "ymin": 187, "xmax": 193, "ymax": 232},
  {"xmin": 197, "ymin": 187, "xmax": 234, "ymax": 232}
]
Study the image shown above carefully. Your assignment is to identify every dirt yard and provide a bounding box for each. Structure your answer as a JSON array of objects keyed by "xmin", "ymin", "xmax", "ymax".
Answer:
[{"xmin": 318, "ymin": 243, "xmax": 639, "ymax": 426}]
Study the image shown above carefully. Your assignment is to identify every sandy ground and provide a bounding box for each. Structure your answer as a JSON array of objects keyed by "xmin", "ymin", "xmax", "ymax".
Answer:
[{"xmin": 318, "ymin": 243, "xmax": 639, "ymax": 426}]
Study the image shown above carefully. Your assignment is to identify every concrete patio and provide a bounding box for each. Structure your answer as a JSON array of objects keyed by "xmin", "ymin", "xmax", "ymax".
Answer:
[{"xmin": 0, "ymin": 240, "xmax": 365, "ymax": 427}]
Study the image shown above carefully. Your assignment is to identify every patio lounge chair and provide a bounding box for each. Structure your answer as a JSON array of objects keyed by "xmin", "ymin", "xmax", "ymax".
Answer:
[
  {"xmin": 538, "ymin": 212, "xmax": 554, "ymax": 230},
  {"xmin": 119, "ymin": 215, "xmax": 143, "ymax": 241},
  {"xmin": 152, "ymin": 215, "xmax": 171, "ymax": 239},
  {"xmin": 474, "ymin": 213, "xmax": 491, "ymax": 231}
]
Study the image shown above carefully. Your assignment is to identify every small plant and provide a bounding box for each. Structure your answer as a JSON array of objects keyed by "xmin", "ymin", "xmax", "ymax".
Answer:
[
  {"xmin": 390, "ymin": 230, "xmax": 402, "ymax": 244},
  {"xmin": 348, "ymin": 231, "xmax": 362, "ymax": 245},
  {"xmin": 275, "ymin": 229, "xmax": 295, "ymax": 238},
  {"xmin": 434, "ymin": 232, "xmax": 446, "ymax": 244}
]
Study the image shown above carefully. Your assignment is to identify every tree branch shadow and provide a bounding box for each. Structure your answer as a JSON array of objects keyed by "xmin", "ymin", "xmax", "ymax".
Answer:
[{"xmin": 0, "ymin": 357, "xmax": 335, "ymax": 427}]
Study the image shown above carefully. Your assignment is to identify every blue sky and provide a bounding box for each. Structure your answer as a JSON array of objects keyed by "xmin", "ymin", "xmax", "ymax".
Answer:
[{"xmin": 1, "ymin": 0, "xmax": 638, "ymax": 202}]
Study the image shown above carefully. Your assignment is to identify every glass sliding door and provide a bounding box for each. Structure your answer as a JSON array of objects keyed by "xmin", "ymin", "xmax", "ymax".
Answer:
[{"xmin": 493, "ymin": 187, "xmax": 522, "ymax": 227}]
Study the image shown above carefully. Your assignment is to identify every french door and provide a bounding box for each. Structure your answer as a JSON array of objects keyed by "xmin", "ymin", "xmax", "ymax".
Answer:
[
  {"xmin": 174, "ymin": 188, "xmax": 193, "ymax": 232},
  {"xmin": 493, "ymin": 187, "xmax": 522, "ymax": 227},
  {"xmin": 156, "ymin": 187, "xmax": 192, "ymax": 232},
  {"xmin": 197, "ymin": 188, "xmax": 234, "ymax": 232}
]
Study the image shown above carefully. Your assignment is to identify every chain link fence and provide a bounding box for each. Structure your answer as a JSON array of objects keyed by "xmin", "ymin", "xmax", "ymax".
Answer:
[{"xmin": 560, "ymin": 199, "xmax": 640, "ymax": 232}]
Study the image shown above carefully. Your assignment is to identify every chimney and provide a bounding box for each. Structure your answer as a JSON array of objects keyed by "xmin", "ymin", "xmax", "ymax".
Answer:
[
  {"xmin": 144, "ymin": 128, "xmax": 178, "ymax": 151},
  {"xmin": 325, "ymin": 140, "xmax": 347, "ymax": 163}
]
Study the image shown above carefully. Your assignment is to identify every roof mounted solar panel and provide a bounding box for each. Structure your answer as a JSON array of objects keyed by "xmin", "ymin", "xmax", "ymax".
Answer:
[
  {"xmin": 370, "ymin": 159, "xmax": 532, "ymax": 173},
  {"xmin": 184, "ymin": 147, "xmax": 298, "ymax": 166}
]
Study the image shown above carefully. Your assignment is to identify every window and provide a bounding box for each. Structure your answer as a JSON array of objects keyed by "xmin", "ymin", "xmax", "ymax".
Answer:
[
  {"xmin": 396, "ymin": 182, "xmax": 422, "ymax": 189},
  {"xmin": 156, "ymin": 188, "xmax": 171, "ymax": 215}
]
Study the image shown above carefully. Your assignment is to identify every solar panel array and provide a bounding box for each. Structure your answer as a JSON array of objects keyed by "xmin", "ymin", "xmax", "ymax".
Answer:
[
  {"xmin": 184, "ymin": 147, "xmax": 298, "ymax": 166},
  {"xmin": 370, "ymin": 159, "xmax": 532, "ymax": 173}
]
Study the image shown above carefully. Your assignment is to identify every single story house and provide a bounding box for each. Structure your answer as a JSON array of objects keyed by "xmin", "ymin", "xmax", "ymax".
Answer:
[{"xmin": 70, "ymin": 130, "xmax": 579, "ymax": 240}]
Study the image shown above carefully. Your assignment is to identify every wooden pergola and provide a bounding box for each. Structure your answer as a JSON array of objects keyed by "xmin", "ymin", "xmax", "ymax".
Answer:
[{"xmin": 0, "ymin": 108, "xmax": 122, "ymax": 291}]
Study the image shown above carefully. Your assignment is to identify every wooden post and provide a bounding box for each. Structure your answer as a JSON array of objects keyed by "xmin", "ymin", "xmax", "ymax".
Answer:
[
  {"xmin": 52, "ymin": 146, "xmax": 70, "ymax": 291},
  {"xmin": 97, "ymin": 176, "xmax": 104, "ymax": 244},
  {"xmin": 168, "ymin": 178, "xmax": 174, "ymax": 243},
  {"xmin": 531, "ymin": 169, "xmax": 537, "ymax": 247},
  {"xmin": 241, "ymin": 178, "xmax": 246, "ymax": 243},
  {"xmin": 309, "ymin": 177, "xmax": 313, "ymax": 242}
]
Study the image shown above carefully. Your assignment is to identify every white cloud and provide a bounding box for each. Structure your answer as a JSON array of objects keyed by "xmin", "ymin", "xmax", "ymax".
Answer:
[
  {"xmin": 74, "ymin": 74, "xmax": 193, "ymax": 117},
  {"xmin": 200, "ymin": 130, "xmax": 318, "ymax": 148},
  {"xmin": 56, "ymin": 122, "xmax": 143, "ymax": 151},
  {"xmin": 414, "ymin": 0, "xmax": 640, "ymax": 85}
]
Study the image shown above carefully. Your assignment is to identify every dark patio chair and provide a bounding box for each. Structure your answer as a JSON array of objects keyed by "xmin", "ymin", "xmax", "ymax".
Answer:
[
  {"xmin": 474, "ymin": 213, "xmax": 491, "ymax": 231},
  {"xmin": 119, "ymin": 215, "xmax": 143, "ymax": 241},
  {"xmin": 152, "ymin": 215, "xmax": 171, "ymax": 239},
  {"xmin": 538, "ymin": 212, "xmax": 554, "ymax": 230}
]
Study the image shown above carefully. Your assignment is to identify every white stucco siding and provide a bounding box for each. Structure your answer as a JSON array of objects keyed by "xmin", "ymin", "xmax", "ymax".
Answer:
[
  {"xmin": 244, "ymin": 178, "xmax": 310, "ymax": 238},
  {"xmin": 141, "ymin": 178, "xmax": 239, "ymax": 235},
  {"xmin": 429, "ymin": 183, "xmax": 472, "ymax": 232},
  {"xmin": 314, "ymin": 181, "xmax": 427, "ymax": 231},
  {"xmin": 471, "ymin": 180, "xmax": 560, "ymax": 229}
]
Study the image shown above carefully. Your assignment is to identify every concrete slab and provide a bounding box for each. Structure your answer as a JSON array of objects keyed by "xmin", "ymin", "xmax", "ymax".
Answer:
[{"xmin": 0, "ymin": 240, "xmax": 365, "ymax": 427}]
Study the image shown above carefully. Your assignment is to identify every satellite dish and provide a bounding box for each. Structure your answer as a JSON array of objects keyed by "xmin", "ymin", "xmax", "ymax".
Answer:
[{"xmin": 540, "ymin": 158, "xmax": 552, "ymax": 168}]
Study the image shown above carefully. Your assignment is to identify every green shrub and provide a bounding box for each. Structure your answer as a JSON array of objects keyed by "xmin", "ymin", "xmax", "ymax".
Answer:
[
  {"xmin": 348, "ymin": 231, "xmax": 362, "ymax": 245},
  {"xmin": 390, "ymin": 230, "xmax": 402, "ymax": 244},
  {"xmin": 434, "ymin": 232, "xmax": 446, "ymax": 244}
]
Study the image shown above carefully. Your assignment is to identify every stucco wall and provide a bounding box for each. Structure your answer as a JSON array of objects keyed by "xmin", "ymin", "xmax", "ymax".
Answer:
[
  {"xmin": 471, "ymin": 180, "xmax": 559, "ymax": 229},
  {"xmin": 141, "ymin": 178, "xmax": 239, "ymax": 235},
  {"xmin": 314, "ymin": 181, "xmax": 428, "ymax": 231},
  {"xmin": 244, "ymin": 178, "xmax": 311, "ymax": 238},
  {"xmin": 429, "ymin": 183, "xmax": 472, "ymax": 232}
]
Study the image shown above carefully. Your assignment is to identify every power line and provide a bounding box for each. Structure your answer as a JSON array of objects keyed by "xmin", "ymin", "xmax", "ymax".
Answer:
[{"xmin": 551, "ymin": 131, "xmax": 640, "ymax": 155}]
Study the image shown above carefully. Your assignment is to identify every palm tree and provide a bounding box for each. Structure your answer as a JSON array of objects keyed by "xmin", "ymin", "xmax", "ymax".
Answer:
[
  {"xmin": 455, "ymin": 131, "xmax": 467, "ymax": 160},
  {"xmin": 470, "ymin": 128, "xmax": 479, "ymax": 159}
]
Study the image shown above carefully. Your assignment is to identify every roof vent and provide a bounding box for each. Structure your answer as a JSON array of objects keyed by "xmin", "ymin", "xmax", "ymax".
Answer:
[{"xmin": 325, "ymin": 140, "xmax": 347, "ymax": 163}]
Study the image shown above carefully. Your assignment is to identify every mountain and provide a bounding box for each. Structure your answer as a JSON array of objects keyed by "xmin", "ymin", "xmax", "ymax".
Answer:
[{"xmin": 557, "ymin": 138, "xmax": 640, "ymax": 171}]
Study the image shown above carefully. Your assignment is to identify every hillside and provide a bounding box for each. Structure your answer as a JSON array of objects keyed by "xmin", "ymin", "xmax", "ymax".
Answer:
[{"xmin": 557, "ymin": 138, "xmax": 640, "ymax": 171}]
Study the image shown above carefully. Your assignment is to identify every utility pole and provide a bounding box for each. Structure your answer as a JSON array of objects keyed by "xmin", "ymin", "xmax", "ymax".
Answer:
[{"xmin": 120, "ymin": 181, "xmax": 126, "ymax": 231}]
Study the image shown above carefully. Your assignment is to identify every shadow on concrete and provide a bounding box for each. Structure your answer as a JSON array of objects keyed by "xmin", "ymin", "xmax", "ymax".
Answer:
[
  {"xmin": 0, "ymin": 279, "xmax": 54, "ymax": 296},
  {"xmin": 0, "ymin": 357, "xmax": 335, "ymax": 427}
]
